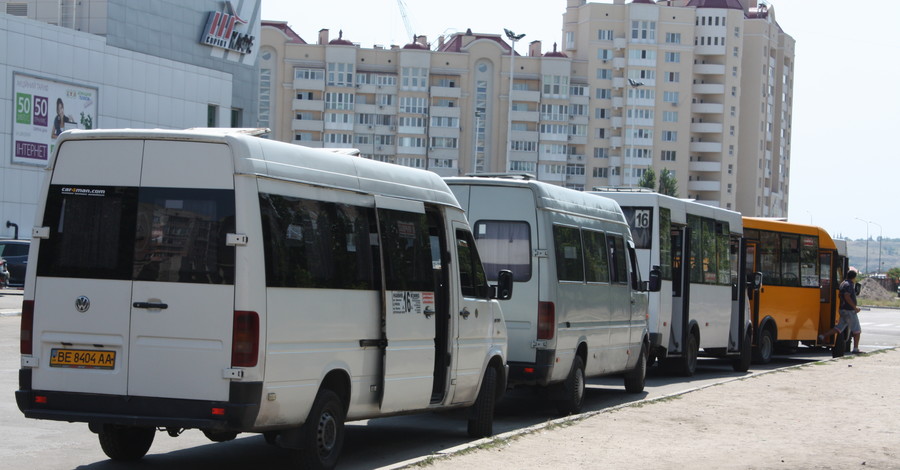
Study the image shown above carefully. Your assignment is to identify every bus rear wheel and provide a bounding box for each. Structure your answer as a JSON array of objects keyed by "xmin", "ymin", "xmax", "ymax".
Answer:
[
  {"xmin": 555, "ymin": 355, "xmax": 585, "ymax": 415},
  {"xmin": 753, "ymin": 327, "xmax": 774, "ymax": 364}
]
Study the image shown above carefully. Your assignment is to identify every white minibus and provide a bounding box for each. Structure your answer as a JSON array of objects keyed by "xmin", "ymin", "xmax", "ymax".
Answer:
[
  {"xmin": 447, "ymin": 176, "xmax": 656, "ymax": 414},
  {"xmin": 593, "ymin": 190, "xmax": 752, "ymax": 375},
  {"xmin": 16, "ymin": 129, "xmax": 512, "ymax": 469}
]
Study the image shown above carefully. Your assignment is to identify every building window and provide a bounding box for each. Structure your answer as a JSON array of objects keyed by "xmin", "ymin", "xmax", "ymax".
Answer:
[
  {"xmin": 598, "ymin": 49, "xmax": 613, "ymax": 60},
  {"xmin": 665, "ymin": 72, "xmax": 680, "ymax": 83},
  {"xmin": 230, "ymin": 108, "xmax": 242, "ymax": 127},
  {"xmin": 598, "ymin": 29, "xmax": 614, "ymax": 41},
  {"xmin": 511, "ymin": 141, "xmax": 537, "ymax": 152},
  {"xmin": 327, "ymin": 63, "xmax": 354, "ymax": 87},
  {"xmin": 401, "ymin": 67, "xmax": 428, "ymax": 91},
  {"xmin": 627, "ymin": 69, "xmax": 655, "ymax": 81},
  {"xmin": 594, "ymin": 147, "xmax": 610, "ymax": 158},
  {"xmin": 595, "ymin": 108, "xmax": 610, "ymax": 119},
  {"xmin": 661, "ymin": 131, "xmax": 677, "ymax": 142},
  {"xmin": 665, "ymin": 32, "xmax": 681, "ymax": 44},
  {"xmin": 543, "ymin": 74, "xmax": 570, "ymax": 98},
  {"xmin": 664, "ymin": 52, "xmax": 680, "ymax": 63},
  {"xmin": 295, "ymin": 68, "xmax": 325, "ymax": 80},
  {"xmin": 399, "ymin": 96, "xmax": 427, "ymax": 114},
  {"xmin": 566, "ymin": 164, "xmax": 585, "ymax": 176},
  {"xmin": 258, "ymin": 68, "xmax": 271, "ymax": 129},
  {"xmin": 593, "ymin": 167, "xmax": 609, "ymax": 178},
  {"xmin": 660, "ymin": 150, "xmax": 676, "ymax": 161},
  {"xmin": 207, "ymin": 105, "xmax": 218, "ymax": 127},
  {"xmin": 595, "ymin": 88, "xmax": 612, "ymax": 100},
  {"xmin": 510, "ymin": 160, "xmax": 536, "ymax": 172},
  {"xmin": 570, "ymin": 84, "xmax": 587, "ymax": 96},
  {"xmin": 663, "ymin": 111, "xmax": 678, "ymax": 122},
  {"xmin": 628, "ymin": 49, "xmax": 656, "ymax": 60},
  {"xmin": 430, "ymin": 137, "xmax": 458, "ymax": 149},
  {"xmin": 565, "ymin": 31, "xmax": 576, "ymax": 49},
  {"xmin": 734, "ymin": 46, "xmax": 740, "ymax": 57},
  {"xmin": 663, "ymin": 91, "xmax": 679, "ymax": 104},
  {"xmin": 325, "ymin": 92, "xmax": 355, "ymax": 110},
  {"xmin": 631, "ymin": 20, "xmax": 656, "ymax": 41}
]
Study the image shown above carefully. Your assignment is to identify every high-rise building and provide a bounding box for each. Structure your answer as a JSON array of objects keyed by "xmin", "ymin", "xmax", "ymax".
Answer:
[{"xmin": 261, "ymin": 0, "xmax": 793, "ymax": 215}]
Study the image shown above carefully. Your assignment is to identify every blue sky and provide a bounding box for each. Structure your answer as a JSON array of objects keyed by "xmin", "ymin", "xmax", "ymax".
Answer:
[{"xmin": 262, "ymin": 0, "xmax": 900, "ymax": 241}]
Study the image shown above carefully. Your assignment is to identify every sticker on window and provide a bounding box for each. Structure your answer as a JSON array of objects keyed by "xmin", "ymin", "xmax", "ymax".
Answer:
[{"xmin": 390, "ymin": 291, "xmax": 435, "ymax": 315}]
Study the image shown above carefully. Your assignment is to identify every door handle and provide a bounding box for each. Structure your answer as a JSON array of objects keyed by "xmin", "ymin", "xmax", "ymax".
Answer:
[
  {"xmin": 133, "ymin": 302, "xmax": 168, "ymax": 310},
  {"xmin": 459, "ymin": 307, "xmax": 470, "ymax": 319}
]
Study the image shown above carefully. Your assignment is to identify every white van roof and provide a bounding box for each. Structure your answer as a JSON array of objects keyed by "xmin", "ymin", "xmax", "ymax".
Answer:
[
  {"xmin": 592, "ymin": 190, "xmax": 743, "ymax": 233},
  {"xmin": 445, "ymin": 176, "xmax": 627, "ymax": 225},
  {"xmin": 54, "ymin": 129, "xmax": 460, "ymax": 208}
]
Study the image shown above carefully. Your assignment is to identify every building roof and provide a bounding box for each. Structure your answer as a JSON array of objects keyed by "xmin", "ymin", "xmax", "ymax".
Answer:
[
  {"xmin": 631, "ymin": 0, "xmax": 657, "ymax": 4},
  {"xmin": 437, "ymin": 29, "xmax": 518, "ymax": 54},
  {"xmin": 543, "ymin": 43, "xmax": 567, "ymax": 58},
  {"xmin": 261, "ymin": 21, "xmax": 306, "ymax": 44},
  {"xmin": 685, "ymin": 0, "xmax": 746, "ymax": 9},
  {"xmin": 328, "ymin": 30, "xmax": 354, "ymax": 46}
]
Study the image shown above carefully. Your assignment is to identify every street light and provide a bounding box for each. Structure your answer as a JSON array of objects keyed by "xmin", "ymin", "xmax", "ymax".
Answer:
[
  {"xmin": 870, "ymin": 221, "xmax": 883, "ymax": 274},
  {"xmin": 855, "ymin": 217, "xmax": 869, "ymax": 274},
  {"xmin": 627, "ymin": 78, "xmax": 644, "ymax": 187},
  {"xmin": 504, "ymin": 28, "xmax": 525, "ymax": 174}
]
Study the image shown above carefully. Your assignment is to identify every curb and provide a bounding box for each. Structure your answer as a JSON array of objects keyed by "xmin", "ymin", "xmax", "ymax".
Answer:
[{"xmin": 382, "ymin": 347, "xmax": 898, "ymax": 470}]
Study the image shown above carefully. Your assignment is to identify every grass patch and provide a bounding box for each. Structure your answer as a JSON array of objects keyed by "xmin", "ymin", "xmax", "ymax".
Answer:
[{"xmin": 859, "ymin": 297, "xmax": 900, "ymax": 308}]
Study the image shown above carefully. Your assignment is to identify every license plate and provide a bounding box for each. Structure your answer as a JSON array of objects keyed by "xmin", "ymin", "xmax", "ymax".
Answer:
[{"xmin": 49, "ymin": 348, "xmax": 116, "ymax": 370}]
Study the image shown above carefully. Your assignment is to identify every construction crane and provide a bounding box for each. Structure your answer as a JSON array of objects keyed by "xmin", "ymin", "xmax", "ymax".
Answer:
[{"xmin": 396, "ymin": 0, "xmax": 415, "ymax": 43}]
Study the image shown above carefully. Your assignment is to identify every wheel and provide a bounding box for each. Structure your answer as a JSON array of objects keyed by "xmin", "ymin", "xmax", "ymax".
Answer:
[
  {"xmin": 98, "ymin": 424, "xmax": 155, "ymax": 461},
  {"xmin": 263, "ymin": 431, "xmax": 279, "ymax": 445},
  {"xmin": 753, "ymin": 327, "xmax": 774, "ymax": 364},
  {"xmin": 467, "ymin": 366, "xmax": 498, "ymax": 438},
  {"xmin": 624, "ymin": 343, "xmax": 648, "ymax": 393},
  {"xmin": 664, "ymin": 332, "xmax": 698, "ymax": 377},
  {"xmin": 555, "ymin": 355, "xmax": 585, "ymax": 415},
  {"xmin": 732, "ymin": 329, "xmax": 752, "ymax": 372},
  {"xmin": 294, "ymin": 389, "xmax": 346, "ymax": 470}
]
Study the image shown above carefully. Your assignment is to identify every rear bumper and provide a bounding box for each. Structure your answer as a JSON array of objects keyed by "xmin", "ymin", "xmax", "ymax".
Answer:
[
  {"xmin": 508, "ymin": 349, "xmax": 556, "ymax": 386},
  {"xmin": 16, "ymin": 369, "xmax": 262, "ymax": 431}
]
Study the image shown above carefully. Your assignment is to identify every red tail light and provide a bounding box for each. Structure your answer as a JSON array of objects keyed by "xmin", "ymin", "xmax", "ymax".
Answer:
[
  {"xmin": 21, "ymin": 300, "xmax": 34, "ymax": 355},
  {"xmin": 537, "ymin": 301, "xmax": 555, "ymax": 340},
  {"xmin": 232, "ymin": 311, "xmax": 259, "ymax": 367}
]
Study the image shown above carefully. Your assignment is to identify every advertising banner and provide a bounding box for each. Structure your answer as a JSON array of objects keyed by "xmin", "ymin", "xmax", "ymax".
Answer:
[{"xmin": 12, "ymin": 73, "xmax": 98, "ymax": 165}]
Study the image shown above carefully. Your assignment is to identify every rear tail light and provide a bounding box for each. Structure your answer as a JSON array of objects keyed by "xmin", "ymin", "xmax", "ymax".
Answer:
[
  {"xmin": 537, "ymin": 301, "xmax": 555, "ymax": 340},
  {"xmin": 21, "ymin": 300, "xmax": 34, "ymax": 355},
  {"xmin": 232, "ymin": 311, "xmax": 259, "ymax": 367}
]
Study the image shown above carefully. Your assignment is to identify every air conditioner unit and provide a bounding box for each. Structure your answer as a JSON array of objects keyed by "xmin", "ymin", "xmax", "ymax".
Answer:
[{"xmin": 368, "ymin": 125, "xmax": 373, "ymax": 129}]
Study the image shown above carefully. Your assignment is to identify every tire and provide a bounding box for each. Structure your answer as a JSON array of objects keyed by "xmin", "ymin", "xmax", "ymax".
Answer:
[
  {"xmin": 732, "ymin": 329, "xmax": 752, "ymax": 372},
  {"xmin": 665, "ymin": 332, "xmax": 698, "ymax": 377},
  {"xmin": 98, "ymin": 424, "xmax": 155, "ymax": 462},
  {"xmin": 467, "ymin": 366, "xmax": 498, "ymax": 438},
  {"xmin": 294, "ymin": 389, "xmax": 346, "ymax": 470},
  {"xmin": 624, "ymin": 343, "xmax": 648, "ymax": 393},
  {"xmin": 263, "ymin": 431, "xmax": 279, "ymax": 445},
  {"xmin": 753, "ymin": 327, "xmax": 774, "ymax": 364},
  {"xmin": 555, "ymin": 355, "xmax": 586, "ymax": 415}
]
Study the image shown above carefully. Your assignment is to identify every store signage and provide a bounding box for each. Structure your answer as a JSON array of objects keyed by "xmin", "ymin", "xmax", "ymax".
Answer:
[{"xmin": 200, "ymin": 1, "xmax": 254, "ymax": 55}]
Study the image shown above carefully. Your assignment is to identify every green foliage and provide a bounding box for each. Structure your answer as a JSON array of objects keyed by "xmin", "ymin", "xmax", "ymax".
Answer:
[
  {"xmin": 638, "ymin": 168, "xmax": 656, "ymax": 190},
  {"xmin": 887, "ymin": 267, "xmax": 900, "ymax": 282},
  {"xmin": 658, "ymin": 168, "xmax": 678, "ymax": 197}
]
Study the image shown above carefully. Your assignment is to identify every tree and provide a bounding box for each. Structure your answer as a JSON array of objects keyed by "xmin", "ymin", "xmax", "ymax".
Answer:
[
  {"xmin": 658, "ymin": 168, "xmax": 678, "ymax": 197},
  {"xmin": 638, "ymin": 168, "xmax": 656, "ymax": 190},
  {"xmin": 887, "ymin": 267, "xmax": 900, "ymax": 282}
]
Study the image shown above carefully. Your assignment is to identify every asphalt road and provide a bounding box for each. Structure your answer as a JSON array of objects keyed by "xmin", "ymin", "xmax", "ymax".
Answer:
[{"xmin": 1, "ymin": 290, "xmax": 897, "ymax": 469}]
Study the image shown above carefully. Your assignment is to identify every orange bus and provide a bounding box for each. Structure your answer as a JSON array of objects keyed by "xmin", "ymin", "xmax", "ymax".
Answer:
[{"xmin": 742, "ymin": 218, "xmax": 849, "ymax": 363}]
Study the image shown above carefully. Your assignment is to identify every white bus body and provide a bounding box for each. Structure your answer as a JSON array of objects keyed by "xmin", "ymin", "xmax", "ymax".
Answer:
[
  {"xmin": 593, "ymin": 190, "xmax": 751, "ymax": 375},
  {"xmin": 17, "ymin": 129, "xmax": 510, "ymax": 468},
  {"xmin": 447, "ymin": 177, "xmax": 651, "ymax": 414}
]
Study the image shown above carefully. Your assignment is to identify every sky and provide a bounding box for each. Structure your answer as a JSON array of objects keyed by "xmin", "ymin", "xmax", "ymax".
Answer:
[{"xmin": 261, "ymin": 0, "xmax": 900, "ymax": 241}]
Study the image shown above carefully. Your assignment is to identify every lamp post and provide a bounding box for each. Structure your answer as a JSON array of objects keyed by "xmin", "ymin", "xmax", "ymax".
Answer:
[
  {"xmin": 855, "ymin": 217, "xmax": 869, "ymax": 274},
  {"xmin": 627, "ymin": 78, "xmax": 644, "ymax": 187},
  {"xmin": 871, "ymin": 221, "xmax": 883, "ymax": 274},
  {"xmin": 504, "ymin": 28, "xmax": 525, "ymax": 174}
]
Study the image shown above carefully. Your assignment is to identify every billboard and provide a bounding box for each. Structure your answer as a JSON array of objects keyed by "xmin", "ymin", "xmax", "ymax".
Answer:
[{"xmin": 12, "ymin": 73, "xmax": 98, "ymax": 165}]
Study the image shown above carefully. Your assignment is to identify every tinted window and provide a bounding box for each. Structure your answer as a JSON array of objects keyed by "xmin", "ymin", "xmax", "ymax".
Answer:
[
  {"xmin": 608, "ymin": 234, "xmax": 628, "ymax": 284},
  {"xmin": 0, "ymin": 243, "xmax": 29, "ymax": 257},
  {"xmin": 379, "ymin": 208, "xmax": 436, "ymax": 292},
  {"xmin": 473, "ymin": 221, "xmax": 531, "ymax": 281},
  {"xmin": 583, "ymin": 230, "xmax": 610, "ymax": 283},
  {"xmin": 456, "ymin": 229, "xmax": 489, "ymax": 298},
  {"xmin": 38, "ymin": 185, "xmax": 234, "ymax": 284},
  {"xmin": 659, "ymin": 207, "xmax": 672, "ymax": 280},
  {"xmin": 259, "ymin": 194, "xmax": 378, "ymax": 289},
  {"xmin": 553, "ymin": 225, "xmax": 584, "ymax": 282}
]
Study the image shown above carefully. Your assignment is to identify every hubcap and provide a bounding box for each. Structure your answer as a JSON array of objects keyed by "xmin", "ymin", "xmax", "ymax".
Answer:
[{"xmin": 316, "ymin": 410, "xmax": 337, "ymax": 456}]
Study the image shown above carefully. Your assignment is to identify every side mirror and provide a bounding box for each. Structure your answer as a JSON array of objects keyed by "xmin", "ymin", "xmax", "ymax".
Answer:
[
  {"xmin": 493, "ymin": 269, "xmax": 514, "ymax": 300},
  {"xmin": 752, "ymin": 272, "xmax": 763, "ymax": 290},
  {"xmin": 643, "ymin": 265, "xmax": 662, "ymax": 292}
]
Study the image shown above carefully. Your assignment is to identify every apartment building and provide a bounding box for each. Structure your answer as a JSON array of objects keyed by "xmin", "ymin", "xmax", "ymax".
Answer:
[{"xmin": 261, "ymin": 0, "xmax": 793, "ymax": 215}]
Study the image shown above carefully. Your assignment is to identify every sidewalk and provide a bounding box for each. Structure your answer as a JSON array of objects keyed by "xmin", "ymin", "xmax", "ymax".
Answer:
[
  {"xmin": 423, "ymin": 348, "xmax": 900, "ymax": 469},
  {"xmin": 0, "ymin": 288, "xmax": 23, "ymax": 317}
]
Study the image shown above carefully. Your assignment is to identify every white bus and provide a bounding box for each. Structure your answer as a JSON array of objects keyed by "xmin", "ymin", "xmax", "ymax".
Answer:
[
  {"xmin": 593, "ymin": 190, "xmax": 752, "ymax": 375},
  {"xmin": 447, "ymin": 177, "xmax": 656, "ymax": 415},
  {"xmin": 16, "ymin": 128, "xmax": 512, "ymax": 469}
]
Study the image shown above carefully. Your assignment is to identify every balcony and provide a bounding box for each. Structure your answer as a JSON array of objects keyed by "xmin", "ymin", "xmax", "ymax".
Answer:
[
  {"xmin": 691, "ymin": 102, "xmax": 724, "ymax": 114},
  {"xmin": 511, "ymin": 89, "xmax": 540, "ymax": 102},
  {"xmin": 693, "ymin": 63, "xmax": 726, "ymax": 75},
  {"xmin": 612, "ymin": 97, "xmax": 624, "ymax": 108},
  {"xmin": 293, "ymin": 99, "xmax": 325, "ymax": 112},
  {"xmin": 293, "ymin": 78, "xmax": 325, "ymax": 91},
  {"xmin": 430, "ymin": 106, "xmax": 459, "ymax": 118},
  {"xmin": 688, "ymin": 180, "xmax": 721, "ymax": 192},
  {"xmin": 538, "ymin": 171, "xmax": 565, "ymax": 183},
  {"xmin": 610, "ymin": 137, "xmax": 622, "ymax": 148},
  {"xmin": 609, "ymin": 156, "xmax": 622, "ymax": 167},
  {"xmin": 694, "ymin": 44, "xmax": 726, "ymax": 55},
  {"xmin": 511, "ymin": 130, "xmax": 539, "ymax": 141},
  {"xmin": 693, "ymin": 84, "xmax": 725, "ymax": 95},
  {"xmin": 356, "ymin": 103, "xmax": 379, "ymax": 114},
  {"xmin": 294, "ymin": 139, "xmax": 323, "ymax": 148},
  {"xmin": 612, "ymin": 77, "xmax": 626, "ymax": 89},
  {"xmin": 430, "ymin": 85, "xmax": 461, "ymax": 99},
  {"xmin": 510, "ymin": 110, "xmax": 539, "ymax": 122},
  {"xmin": 539, "ymin": 152, "xmax": 568, "ymax": 163},
  {"xmin": 611, "ymin": 117, "xmax": 623, "ymax": 129},
  {"xmin": 613, "ymin": 37, "xmax": 627, "ymax": 50},
  {"xmin": 566, "ymin": 173, "xmax": 587, "ymax": 186},
  {"xmin": 690, "ymin": 141, "xmax": 723, "ymax": 153},
  {"xmin": 292, "ymin": 119, "xmax": 323, "ymax": 132},
  {"xmin": 691, "ymin": 122, "xmax": 724, "ymax": 134},
  {"xmin": 689, "ymin": 160, "xmax": 722, "ymax": 172},
  {"xmin": 355, "ymin": 83, "xmax": 377, "ymax": 94},
  {"xmin": 612, "ymin": 57, "xmax": 626, "ymax": 70},
  {"xmin": 540, "ymin": 133, "xmax": 567, "ymax": 143},
  {"xmin": 429, "ymin": 126, "xmax": 459, "ymax": 138},
  {"xmin": 428, "ymin": 147, "xmax": 459, "ymax": 160}
]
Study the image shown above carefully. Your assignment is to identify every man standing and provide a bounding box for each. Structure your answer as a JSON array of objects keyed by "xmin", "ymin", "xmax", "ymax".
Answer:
[{"xmin": 819, "ymin": 270, "xmax": 862, "ymax": 354}]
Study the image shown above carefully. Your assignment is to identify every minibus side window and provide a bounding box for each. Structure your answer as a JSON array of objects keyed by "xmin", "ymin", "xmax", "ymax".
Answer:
[
  {"xmin": 456, "ymin": 229, "xmax": 489, "ymax": 298},
  {"xmin": 553, "ymin": 225, "xmax": 584, "ymax": 282},
  {"xmin": 259, "ymin": 194, "xmax": 378, "ymax": 290},
  {"xmin": 607, "ymin": 234, "xmax": 628, "ymax": 284},
  {"xmin": 378, "ymin": 208, "xmax": 436, "ymax": 292},
  {"xmin": 583, "ymin": 229, "xmax": 610, "ymax": 283}
]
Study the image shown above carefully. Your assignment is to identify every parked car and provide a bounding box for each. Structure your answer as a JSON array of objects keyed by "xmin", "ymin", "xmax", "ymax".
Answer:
[
  {"xmin": 0, "ymin": 257, "xmax": 8, "ymax": 288},
  {"xmin": 0, "ymin": 239, "xmax": 30, "ymax": 287}
]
